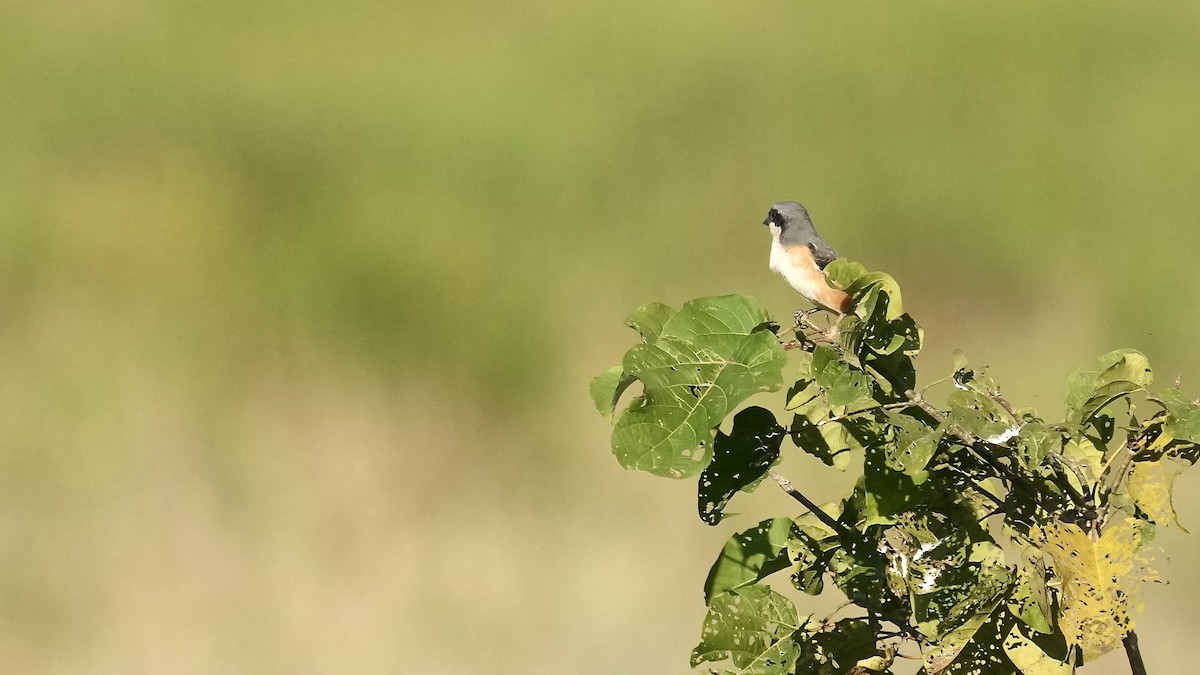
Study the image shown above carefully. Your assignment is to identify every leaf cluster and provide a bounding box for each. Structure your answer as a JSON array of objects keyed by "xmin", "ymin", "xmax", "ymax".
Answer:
[{"xmin": 593, "ymin": 262, "xmax": 1199, "ymax": 674}]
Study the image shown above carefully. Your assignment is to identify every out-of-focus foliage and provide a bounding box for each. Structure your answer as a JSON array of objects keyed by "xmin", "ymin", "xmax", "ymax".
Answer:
[{"xmin": 3, "ymin": 0, "xmax": 1200, "ymax": 673}]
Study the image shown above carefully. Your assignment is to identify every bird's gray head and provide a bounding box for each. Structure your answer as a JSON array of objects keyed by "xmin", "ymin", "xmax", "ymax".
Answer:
[{"xmin": 763, "ymin": 201, "xmax": 818, "ymax": 241}]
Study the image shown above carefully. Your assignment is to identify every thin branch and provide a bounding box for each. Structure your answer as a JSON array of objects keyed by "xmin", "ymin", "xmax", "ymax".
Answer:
[
  {"xmin": 919, "ymin": 375, "xmax": 953, "ymax": 397},
  {"xmin": 1094, "ymin": 441, "xmax": 1130, "ymax": 495},
  {"xmin": 905, "ymin": 389, "xmax": 976, "ymax": 444},
  {"xmin": 767, "ymin": 469, "xmax": 856, "ymax": 540},
  {"xmin": 781, "ymin": 340, "xmax": 815, "ymax": 352},
  {"xmin": 820, "ymin": 600, "xmax": 856, "ymax": 625},
  {"xmin": 986, "ymin": 387, "xmax": 1022, "ymax": 422},
  {"xmin": 817, "ymin": 401, "xmax": 915, "ymax": 426}
]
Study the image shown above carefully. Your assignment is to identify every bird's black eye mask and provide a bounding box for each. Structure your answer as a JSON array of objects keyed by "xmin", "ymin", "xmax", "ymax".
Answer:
[{"xmin": 763, "ymin": 209, "xmax": 780, "ymax": 226}]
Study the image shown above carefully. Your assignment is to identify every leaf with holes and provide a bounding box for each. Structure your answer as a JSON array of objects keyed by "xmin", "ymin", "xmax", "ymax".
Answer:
[
  {"xmin": 610, "ymin": 296, "xmax": 787, "ymax": 478},
  {"xmin": 699, "ymin": 406, "xmax": 785, "ymax": 525},
  {"xmin": 691, "ymin": 585, "xmax": 803, "ymax": 675},
  {"xmin": 1128, "ymin": 457, "xmax": 1189, "ymax": 532},
  {"xmin": 1031, "ymin": 517, "xmax": 1156, "ymax": 660},
  {"xmin": 705, "ymin": 518, "xmax": 793, "ymax": 603}
]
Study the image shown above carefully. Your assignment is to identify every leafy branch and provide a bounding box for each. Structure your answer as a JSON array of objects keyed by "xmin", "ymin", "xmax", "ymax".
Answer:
[{"xmin": 593, "ymin": 261, "xmax": 1199, "ymax": 674}]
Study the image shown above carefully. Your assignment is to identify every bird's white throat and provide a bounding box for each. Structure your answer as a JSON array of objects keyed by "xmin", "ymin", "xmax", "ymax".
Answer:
[
  {"xmin": 768, "ymin": 222, "xmax": 787, "ymax": 271},
  {"xmin": 767, "ymin": 224, "xmax": 785, "ymax": 273}
]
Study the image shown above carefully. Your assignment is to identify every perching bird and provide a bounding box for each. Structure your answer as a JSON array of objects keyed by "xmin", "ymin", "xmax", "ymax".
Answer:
[{"xmin": 763, "ymin": 201, "xmax": 854, "ymax": 314}]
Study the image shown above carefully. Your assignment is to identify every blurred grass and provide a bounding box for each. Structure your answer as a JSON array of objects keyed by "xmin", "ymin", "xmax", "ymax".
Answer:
[{"xmin": 1, "ymin": 0, "xmax": 1199, "ymax": 672}]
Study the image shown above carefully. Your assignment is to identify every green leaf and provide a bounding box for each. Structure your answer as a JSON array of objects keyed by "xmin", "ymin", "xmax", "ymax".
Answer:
[
  {"xmin": 863, "ymin": 349, "xmax": 918, "ymax": 395},
  {"xmin": 823, "ymin": 259, "xmax": 870, "ymax": 294},
  {"xmin": 589, "ymin": 365, "xmax": 631, "ymax": 420},
  {"xmin": 788, "ymin": 507, "xmax": 843, "ymax": 596},
  {"xmin": 658, "ymin": 295, "xmax": 771, "ymax": 343},
  {"xmin": 947, "ymin": 390, "xmax": 1010, "ymax": 442},
  {"xmin": 794, "ymin": 618, "xmax": 884, "ymax": 674},
  {"xmin": 828, "ymin": 539, "xmax": 903, "ymax": 621},
  {"xmin": 911, "ymin": 541, "xmax": 1011, "ymax": 640},
  {"xmin": 921, "ymin": 601, "xmax": 1014, "ymax": 675},
  {"xmin": 1007, "ymin": 553, "xmax": 1052, "ymax": 634},
  {"xmin": 611, "ymin": 295, "xmax": 787, "ymax": 478},
  {"xmin": 1155, "ymin": 388, "xmax": 1200, "ymax": 444},
  {"xmin": 1017, "ymin": 424, "xmax": 1058, "ymax": 470},
  {"xmin": 825, "ymin": 260, "xmax": 905, "ymax": 321},
  {"xmin": 1065, "ymin": 349, "xmax": 1153, "ymax": 423},
  {"xmin": 699, "ymin": 407, "xmax": 785, "ymax": 525},
  {"xmin": 1061, "ymin": 436, "xmax": 1104, "ymax": 494},
  {"xmin": 785, "ymin": 350, "xmax": 827, "ymax": 414},
  {"xmin": 691, "ymin": 586, "xmax": 802, "ymax": 675},
  {"xmin": 705, "ymin": 518, "xmax": 794, "ymax": 603},
  {"xmin": 789, "ymin": 415, "xmax": 859, "ymax": 471},
  {"xmin": 812, "ymin": 346, "xmax": 874, "ymax": 408},
  {"xmin": 885, "ymin": 411, "xmax": 944, "ymax": 480},
  {"xmin": 862, "ymin": 447, "xmax": 931, "ymax": 524},
  {"xmin": 624, "ymin": 301, "xmax": 674, "ymax": 343}
]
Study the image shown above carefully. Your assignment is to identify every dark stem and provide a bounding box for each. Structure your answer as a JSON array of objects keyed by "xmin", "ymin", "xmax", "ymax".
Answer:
[
  {"xmin": 1123, "ymin": 630, "xmax": 1148, "ymax": 675},
  {"xmin": 767, "ymin": 469, "xmax": 856, "ymax": 540}
]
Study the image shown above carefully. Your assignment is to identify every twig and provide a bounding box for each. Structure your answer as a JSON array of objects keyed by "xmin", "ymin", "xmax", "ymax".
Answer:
[
  {"xmin": 781, "ymin": 340, "xmax": 815, "ymax": 352},
  {"xmin": 767, "ymin": 469, "xmax": 856, "ymax": 540},
  {"xmin": 1094, "ymin": 441, "xmax": 1130, "ymax": 495},
  {"xmin": 986, "ymin": 387, "xmax": 1022, "ymax": 422},
  {"xmin": 919, "ymin": 375, "xmax": 953, "ymax": 397},
  {"xmin": 817, "ymin": 401, "xmax": 915, "ymax": 426},
  {"xmin": 905, "ymin": 389, "xmax": 976, "ymax": 444},
  {"xmin": 820, "ymin": 600, "xmax": 856, "ymax": 625}
]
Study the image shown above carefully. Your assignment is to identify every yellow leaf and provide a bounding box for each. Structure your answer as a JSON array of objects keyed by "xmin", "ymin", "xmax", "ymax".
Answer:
[
  {"xmin": 1003, "ymin": 625, "xmax": 1072, "ymax": 674},
  {"xmin": 1127, "ymin": 458, "xmax": 1189, "ymax": 532},
  {"xmin": 1033, "ymin": 518, "xmax": 1156, "ymax": 661}
]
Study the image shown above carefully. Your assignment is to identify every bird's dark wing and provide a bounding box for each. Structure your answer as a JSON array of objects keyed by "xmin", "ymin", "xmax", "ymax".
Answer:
[{"xmin": 808, "ymin": 238, "xmax": 839, "ymax": 269}]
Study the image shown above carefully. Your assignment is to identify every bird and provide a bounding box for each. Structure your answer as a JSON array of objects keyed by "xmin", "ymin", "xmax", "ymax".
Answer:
[{"xmin": 762, "ymin": 201, "xmax": 854, "ymax": 314}]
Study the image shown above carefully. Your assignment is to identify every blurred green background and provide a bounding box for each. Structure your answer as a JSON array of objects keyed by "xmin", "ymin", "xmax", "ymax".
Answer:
[{"xmin": 1, "ymin": 1, "xmax": 1198, "ymax": 672}]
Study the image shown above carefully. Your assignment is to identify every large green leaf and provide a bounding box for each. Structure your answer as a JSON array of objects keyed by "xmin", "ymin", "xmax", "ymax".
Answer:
[
  {"xmin": 699, "ymin": 406, "xmax": 785, "ymax": 525},
  {"xmin": 1007, "ymin": 552, "xmax": 1052, "ymax": 635},
  {"xmin": 610, "ymin": 295, "xmax": 787, "ymax": 478},
  {"xmin": 691, "ymin": 586, "xmax": 803, "ymax": 675},
  {"xmin": 1016, "ymin": 424, "xmax": 1058, "ymax": 470},
  {"xmin": 704, "ymin": 518, "xmax": 793, "ymax": 603}
]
